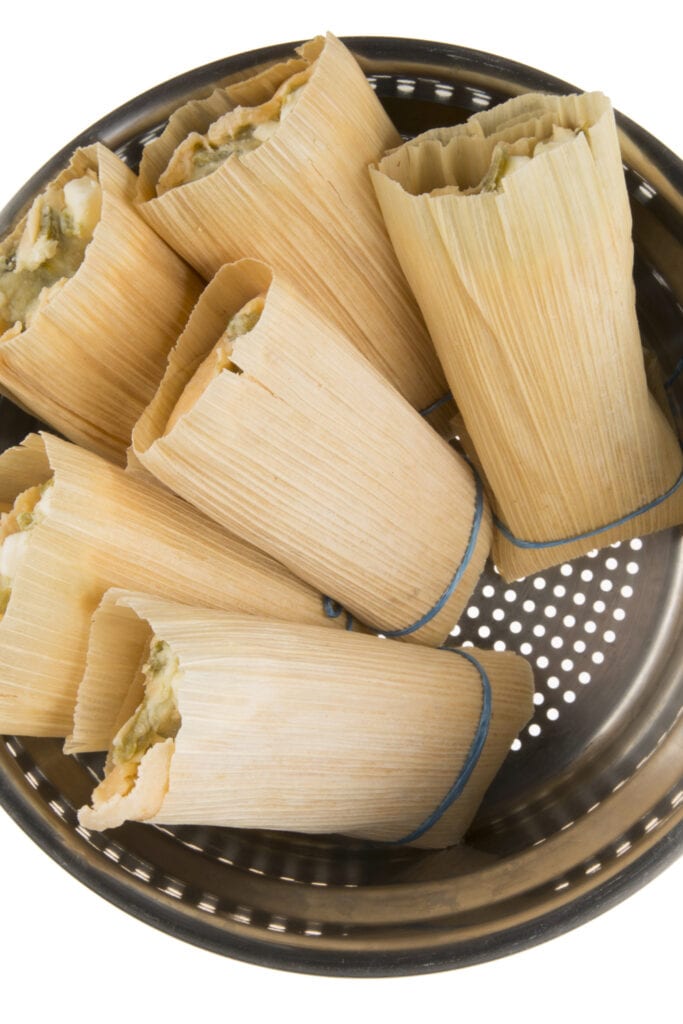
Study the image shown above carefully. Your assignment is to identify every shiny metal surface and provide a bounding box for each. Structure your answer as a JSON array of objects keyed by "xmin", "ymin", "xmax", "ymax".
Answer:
[{"xmin": 0, "ymin": 37, "xmax": 681, "ymax": 975}]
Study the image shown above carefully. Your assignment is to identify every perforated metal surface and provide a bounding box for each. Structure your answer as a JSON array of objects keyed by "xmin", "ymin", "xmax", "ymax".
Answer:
[{"xmin": 0, "ymin": 39, "xmax": 681, "ymax": 975}]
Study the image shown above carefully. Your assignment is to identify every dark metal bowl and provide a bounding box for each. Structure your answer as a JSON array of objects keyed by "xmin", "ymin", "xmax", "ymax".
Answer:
[{"xmin": 0, "ymin": 37, "xmax": 681, "ymax": 977}]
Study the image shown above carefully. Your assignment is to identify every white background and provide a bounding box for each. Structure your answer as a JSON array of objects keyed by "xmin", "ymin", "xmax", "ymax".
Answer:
[{"xmin": 0, "ymin": 3, "xmax": 680, "ymax": 1022}]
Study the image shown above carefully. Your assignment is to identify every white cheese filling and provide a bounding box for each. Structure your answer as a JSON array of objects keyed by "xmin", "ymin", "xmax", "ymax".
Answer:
[
  {"xmin": 0, "ymin": 479, "xmax": 54, "ymax": 617},
  {"xmin": 0, "ymin": 173, "xmax": 101, "ymax": 333}
]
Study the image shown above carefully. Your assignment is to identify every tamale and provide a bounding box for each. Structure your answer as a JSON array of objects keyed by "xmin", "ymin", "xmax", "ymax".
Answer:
[
  {"xmin": 132, "ymin": 259, "xmax": 492, "ymax": 647},
  {"xmin": 76, "ymin": 590, "xmax": 534, "ymax": 849},
  {"xmin": 136, "ymin": 33, "xmax": 448, "ymax": 415},
  {"xmin": 371, "ymin": 92, "xmax": 683, "ymax": 579},
  {"xmin": 0, "ymin": 144, "xmax": 202, "ymax": 463},
  {"xmin": 0, "ymin": 432, "xmax": 342, "ymax": 739}
]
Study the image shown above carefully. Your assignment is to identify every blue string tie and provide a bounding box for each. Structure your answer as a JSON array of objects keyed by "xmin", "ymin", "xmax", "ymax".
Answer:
[
  {"xmin": 322, "ymin": 596, "xmax": 355, "ymax": 631},
  {"xmin": 665, "ymin": 357, "xmax": 683, "ymax": 391},
  {"xmin": 419, "ymin": 391, "xmax": 453, "ymax": 418},
  {"xmin": 376, "ymin": 646, "xmax": 492, "ymax": 846},
  {"xmin": 495, "ymin": 465, "xmax": 683, "ymax": 550},
  {"xmin": 321, "ymin": 468, "xmax": 484, "ymax": 638},
  {"xmin": 383, "ymin": 472, "xmax": 484, "ymax": 638}
]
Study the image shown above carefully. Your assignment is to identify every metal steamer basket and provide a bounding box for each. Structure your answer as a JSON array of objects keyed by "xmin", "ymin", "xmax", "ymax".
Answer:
[{"xmin": 0, "ymin": 38, "xmax": 681, "ymax": 976}]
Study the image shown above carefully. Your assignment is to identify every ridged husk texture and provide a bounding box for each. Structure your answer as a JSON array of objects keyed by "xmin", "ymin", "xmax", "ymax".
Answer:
[
  {"xmin": 136, "ymin": 33, "xmax": 448, "ymax": 414},
  {"xmin": 0, "ymin": 144, "xmax": 202, "ymax": 464},
  {"xmin": 0, "ymin": 432, "xmax": 340, "ymax": 738},
  {"xmin": 371, "ymin": 92, "xmax": 683, "ymax": 579},
  {"xmin": 76, "ymin": 590, "xmax": 533, "ymax": 849},
  {"xmin": 132, "ymin": 259, "xmax": 492, "ymax": 647}
]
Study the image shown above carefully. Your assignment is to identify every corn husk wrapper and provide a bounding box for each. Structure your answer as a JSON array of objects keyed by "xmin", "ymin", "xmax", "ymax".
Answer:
[
  {"xmin": 0, "ymin": 432, "xmax": 341, "ymax": 739},
  {"xmin": 371, "ymin": 92, "xmax": 683, "ymax": 580},
  {"xmin": 132, "ymin": 259, "xmax": 492, "ymax": 647},
  {"xmin": 136, "ymin": 33, "xmax": 448, "ymax": 415},
  {"xmin": 76, "ymin": 590, "xmax": 534, "ymax": 849},
  {"xmin": 0, "ymin": 144, "xmax": 202, "ymax": 464},
  {"xmin": 137, "ymin": 56, "xmax": 310, "ymax": 195}
]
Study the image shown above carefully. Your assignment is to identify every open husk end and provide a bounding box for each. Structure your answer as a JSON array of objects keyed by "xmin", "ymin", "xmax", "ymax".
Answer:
[
  {"xmin": 0, "ymin": 144, "xmax": 202, "ymax": 464},
  {"xmin": 135, "ymin": 33, "xmax": 448, "ymax": 414},
  {"xmin": 0, "ymin": 431, "xmax": 344, "ymax": 739},
  {"xmin": 132, "ymin": 258, "xmax": 492, "ymax": 647},
  {"xmin": 76, "ymin": 591, "xmax": 534, "ymax": 849},
  {"xmin": 371, "ymin": 91, "xmax": 683, "ymax": 579}
]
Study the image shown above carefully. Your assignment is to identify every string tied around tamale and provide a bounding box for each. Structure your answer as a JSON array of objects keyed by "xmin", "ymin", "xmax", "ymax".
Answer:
[
  {"xmin": 383, "ymin": 471, "xmax": 484, "ymax": 638},
  {"xmin": 375, "ymin": 646, "xmax": 492, "ymax": 846},
  {"xmin": 322, "ymin": 469, "xmax": 485, "ymax": 638},
  {"xmin": 495, "ymin": 464, "xmax": 683, "ymax": 551},
  {"xmin": 419, "ymin": 391, "xmax": 453, "ymax": 418},
  {"xmin": 665, "ymin": 357, "xmax": 683, "ymax": 391},
  {"xmin": 322, "ymin": 597, "xmax": 355, "ymax": 630}
]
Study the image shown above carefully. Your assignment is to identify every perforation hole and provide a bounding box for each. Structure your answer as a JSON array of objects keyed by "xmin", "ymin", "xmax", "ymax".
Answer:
[{"xmin": 451, "ymin": 533, "xmax": 652, "ymax": 773}]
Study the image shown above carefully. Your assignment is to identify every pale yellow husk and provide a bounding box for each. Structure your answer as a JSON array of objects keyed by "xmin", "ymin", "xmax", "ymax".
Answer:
[
  {"xmin": 132, "ymin": 259, "xmax": 492, "ymax": 646},
  {"xmin": 371, "ymin": 92, "xmax": 683, "ymax": 579},
  {"xmin": 137, "ymin": 56, "xmax": 310, "ymax": 200},
  {"xmin": 0, "ymin": 432, "xmax": 342, "ymax": 739},
  {"xmin": 0, "ymin": 144, "xmax": 202, "ymax": 464},
  {"xmin": 76, "ymin": 590, "xmax": 534, "ymax": 849},
  {"xmin": 135, "ymin": 33, "xmax": 448, "ymax": 413}
]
